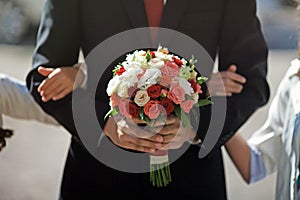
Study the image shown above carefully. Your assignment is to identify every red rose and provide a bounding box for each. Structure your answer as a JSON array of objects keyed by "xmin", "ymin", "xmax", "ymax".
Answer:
[
  {"xmin": 150, "ymin": 51, "xmax": 156, "ymax": 58},
  {"xmin": 189, "ymin": 79, "xmax": 202, "ymax": 94},
  {"xmin": 147, "ymin": 85, "xmax": 161, "ymax": 99},
  {"xmin": 144, "ymin": 100, "xmax": 161, "ymax": 119},
  {"xmin": 119, "ymin": 100, "xmax": 140, "ymax": 118},
  {"xmin": 172, "ymin": 56, "xmax": 183, "ymax": 66},
  {"xmin": 116, "ymin": 66, "xmax": 126, "ymax": 76},
  {"xmin": 160, "ymin": 98, "xmax": 174, "ymax": 115},
  {"xmin": 128, "ymin": 101, "xmax": 141, "ymax": 118}
]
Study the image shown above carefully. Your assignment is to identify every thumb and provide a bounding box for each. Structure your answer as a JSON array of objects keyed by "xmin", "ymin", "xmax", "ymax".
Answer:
[
  {"xmin": 38, "ymin": 66, "xmax": 55, "ymax": 77},
  {"xmin": 228, "ymin": 65, "xmax": 237, "ymax": 72}
]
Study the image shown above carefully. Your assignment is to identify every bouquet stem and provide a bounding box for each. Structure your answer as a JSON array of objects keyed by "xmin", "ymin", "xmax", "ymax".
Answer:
[{"xmin": 149, "ymin": 150, "xmax": 172, "ymax": 187}]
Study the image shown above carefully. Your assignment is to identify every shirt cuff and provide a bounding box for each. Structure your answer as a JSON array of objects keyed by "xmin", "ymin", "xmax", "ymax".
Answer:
[
  {"xmin": 249, "ymin": 145, "xmax": 266, "ymax": 184},
  {"xmin": 76, "ymin": 63, "xmax": 87, "ymax": 89}
]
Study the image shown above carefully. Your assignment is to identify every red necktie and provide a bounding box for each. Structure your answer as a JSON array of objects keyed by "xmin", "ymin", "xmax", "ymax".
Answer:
[{"xmin": 144, "ymin": 0, "xmax": 164, "ymax": 44}]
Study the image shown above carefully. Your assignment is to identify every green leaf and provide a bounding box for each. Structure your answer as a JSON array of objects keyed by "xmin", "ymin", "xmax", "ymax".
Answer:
[
  {"xmin": 146, "ymin": 50, "xmax": 151, "ymax": 62},
  {"xmin": 174, "ymin": 105, "xmax": 192, "ymax": 128},
  {"xmin": 112, "ymin": 64, "xmax": 122, "ymax": 77},
  {"xmin": 198, "ymin": 98, "xmax": 213, "ymax": 107},
  {"xmin": 104, "ymin": 107, "xmax": 119, "ymax": 120},
  {"xmin": 197, "ymin": 76, "xmax": 208, "ymax": 85},
  {"xmin": 185, "ymin": 94, "xmax": 194, "ymax": 101},
  {"xmin": 189, "ymin": 55, "xmax": 198, "ymax": 67},
  {"xmin": 140, "ymin": 109, "xmax": 151, "ymax": 123},
  {"xmin": 111, "ymin": 108, "xmax": 119, "ymax": 116}
]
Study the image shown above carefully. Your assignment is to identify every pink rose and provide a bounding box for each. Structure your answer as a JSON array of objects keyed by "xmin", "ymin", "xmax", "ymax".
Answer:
[
  {"xmin": 110, "ymin": 93, "xmax": 121, "ymax": 107},
  {"xmin": 159, "ymin": 75, "xmax": 172, "ymax": 87},
  {"xmin": 180, "ymin": 100, "xmax": 195, "ymax": 113},
  {"xmin": 118, "ymin": 99, "xmax": 131, "ymax": 118},
  {"xmin": 144, "ymin": 100, "xmax": 161, "ymax": 119},
  {"xmin": 161, "ymin": 60, "xmax": 179, "ymax": 77},
  {"xmin": 167, "ymin": 84, "xmax": 185, "ymax": 104}
]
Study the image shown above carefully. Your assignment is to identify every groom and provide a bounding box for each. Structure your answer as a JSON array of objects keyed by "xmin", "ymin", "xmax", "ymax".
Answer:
[{"xmin": 26, "ymin": 0, "xmax": 269, "ymax": 199}]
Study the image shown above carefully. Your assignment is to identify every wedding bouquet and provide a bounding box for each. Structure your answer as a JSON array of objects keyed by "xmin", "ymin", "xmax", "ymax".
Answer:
[{"xmin": 105, "ymin": 46, "xmax": 212, "ymax": 187}]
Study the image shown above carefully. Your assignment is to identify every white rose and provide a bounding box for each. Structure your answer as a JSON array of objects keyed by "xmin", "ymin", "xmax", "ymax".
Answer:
[
  {"xmin": 117, "ymin": 82, "xmax": 129, "ymax": 98},
  {"xmin": 119, "ymin": 68, "xmax": 143, "ymax": 87},
  {"xmin": 107, "ymin": 76, "xmax": 121, "ymax": 96},
  {"xmin": 138, "ymin": 68, "xmax": 161, "ymax": 89},
  {"xmin": 178, "ymin": 77, "xmax": 194, "ymax": 95},
  {"xmin": 155, "ymin": 51, "xmax": 172, "ymax": 61},
  {"xmin": 134, "ymin": 90, "xmax": 150, "ymax": 106},
  {"xmin": 148, "ymin": 58, "xmax": 165, "ymax": 68}
]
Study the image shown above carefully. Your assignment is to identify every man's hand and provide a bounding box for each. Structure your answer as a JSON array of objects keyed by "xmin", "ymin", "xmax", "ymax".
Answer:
[
  {"xmin": 103, "ymin": 114, "xmax": 199, "ymax": 152},
  {"xmin": 103, "ymin": 117, "xmax": 164, "ymax": 153},
  {"xmin": 208, "ymin": 65, "xmax": 246, "ymax": 96},
  {"xmin": 151, "ymin": 114, "xmax": 198, "ymax": 150},
  {"xmin": 37, "ymin": 63, "xmax": 85, "ymax": 102}
]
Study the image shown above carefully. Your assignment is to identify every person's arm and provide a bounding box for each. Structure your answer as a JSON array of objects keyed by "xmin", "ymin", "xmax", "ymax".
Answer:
[
  {"xmin": 225, "ymin": 132, "xmax": 269, "ymax": 184},
  {"xmin": 26, "ymin": 0, "xmax": 86, "ymax": 133},
  {"xmin": 212, "ymin": 0, "xmax": 270, "ymax": 152},
  {"xmin": 225, "ymin": 133, "xmax": 251, "ymax": 183},
  {"xmin": 26, "ymin": 0, "xmax": 163, "ymax": 152}
]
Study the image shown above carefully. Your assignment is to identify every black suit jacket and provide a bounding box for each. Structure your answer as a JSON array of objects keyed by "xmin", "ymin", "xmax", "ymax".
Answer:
[{"xmin": 26, "ymin": 0, "xmax": 269, "ymax": 199}]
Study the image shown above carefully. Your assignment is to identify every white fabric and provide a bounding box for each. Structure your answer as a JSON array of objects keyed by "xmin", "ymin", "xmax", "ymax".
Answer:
[
  {"xmin": 247, "ymin": 59, "xmax": 300, "ymax": 200},
  {"xmin": 150, "ymin": 154, "xmax": 169, "ymax": 165},
  {"xmin": 0, "ymin": 74, "xmax": 59, "ymax": 127}
]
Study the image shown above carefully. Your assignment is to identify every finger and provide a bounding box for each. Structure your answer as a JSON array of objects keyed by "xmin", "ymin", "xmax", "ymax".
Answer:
[
  {"xmin": 53, "ymin": 88, "xmax": 72, "ymax": 101},
  {"xmin": 126, "ymin": 141, "xmax": 157, "ymax": 153},
  {"xmin": 161, "ymin": 134, "xmax": 177, "ymax": 144},
  {"xmin": 37, "ymin": 67, "xmax": 55, "ymax": 77},
  {"xmin": 119, "ymin": 133, "xmax": 158, "ymax": 152},
  {"xmin": 120, "ymin": 133, "xmax": 162, "ymax": 150},
  {"xmin": 225, "ymin": 85, "xmax": 243, "ymax": 94},
  {"xmin": 221, "ymin": 71, "xmax": 246, "ymax": 84},
  {"xmin": 38, "ymin": 75, "xmax": 60, "ymax": 93},
  {"xmin": 223, "ymin": 79, "xmax": 244, "ymax": 94},
  {"xmin": 228, "ymin": 65, "xmax": 237, "ymax": 72},
  {"xmin": 153, "ymin": 125, "xmax": 178, "ymax": 136},
  {"xmin": 215, "ymin": 91, "xmax": 232, "ymax": 96},
  {"xmin": 121, "ymin": 125, "xmax": 163, "ymax": 143},
  {"xmin": 41, "ymin": 84, "xmax": 65, "ymax": 102},
  {"xmin": 160, "ymin": 141, "xmax": 182, "ymax": 150},
  {"xmin": 40, "ymin": 79, "xmax": 64, "ymax": 97}
]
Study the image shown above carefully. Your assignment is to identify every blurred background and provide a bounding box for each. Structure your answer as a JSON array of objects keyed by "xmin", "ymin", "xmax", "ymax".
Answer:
[{"xmin": 0, "ymin": 0, "xmax": 298, "ymax": 199}]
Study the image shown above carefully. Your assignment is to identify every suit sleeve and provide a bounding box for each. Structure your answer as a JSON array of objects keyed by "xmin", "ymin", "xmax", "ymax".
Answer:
[
  {"xmin": 26, "ymin": 0, "xmax": 110, "ymax": 139},
  {"xmin": 212, "ymin": 0, "xmax": 270, "ymax": 151}
]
